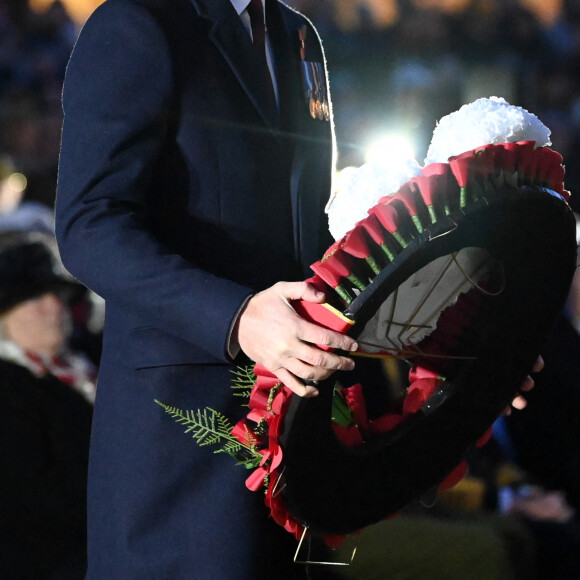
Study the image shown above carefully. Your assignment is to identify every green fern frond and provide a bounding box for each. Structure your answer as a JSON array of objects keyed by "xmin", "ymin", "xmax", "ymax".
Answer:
[
  {"xmin": 236, "ymin": 455, "xmax": 263, "ymax": 469},
  {"xmin": 154, "ymin": 400, "xmax": 262, "ymax": 468},
  {"xmin": 218, "ymin": 439, "xmax": 243, "ymax": 456},
  {"xmin": 230, "ymin": 365, "xmax": 256, "ymax": 399}
]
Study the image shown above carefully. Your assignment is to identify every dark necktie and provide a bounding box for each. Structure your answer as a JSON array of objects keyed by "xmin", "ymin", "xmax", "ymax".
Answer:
[{"xmin": 246, "ymin": 0, "xmax": 276, "ymax": 106}]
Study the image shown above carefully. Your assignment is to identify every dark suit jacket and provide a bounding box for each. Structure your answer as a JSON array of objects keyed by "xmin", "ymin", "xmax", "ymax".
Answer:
[{"xmin": 56, "ymin": 0, "xmax": 334, "ymax": 577}]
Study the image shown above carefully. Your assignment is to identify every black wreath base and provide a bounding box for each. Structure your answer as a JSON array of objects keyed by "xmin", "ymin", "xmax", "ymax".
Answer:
[{"xmin": 280, "ymin": 185, "xmax": 577, "ymax": 536}]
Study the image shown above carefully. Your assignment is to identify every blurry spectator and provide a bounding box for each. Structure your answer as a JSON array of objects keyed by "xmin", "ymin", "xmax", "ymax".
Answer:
[
  {"xmin": 0, "ymin": 154, "xmax": 104, "ymax": 362},
  {"xmin": 0, "ymin": 0, "xmax": 76, "ymax": 209},
  {"xmin": 0, "ymin": 230, "xmax": 94, "ymax": 579},
  {"xmin": 0, "ymin": 154, "xmax": 55, "ymax": 233}
]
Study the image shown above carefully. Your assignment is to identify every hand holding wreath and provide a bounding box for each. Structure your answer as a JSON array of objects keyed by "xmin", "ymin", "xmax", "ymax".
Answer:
[{"xmin": 234, "ymin": 281, "xmax": 358, "ymax": 397}]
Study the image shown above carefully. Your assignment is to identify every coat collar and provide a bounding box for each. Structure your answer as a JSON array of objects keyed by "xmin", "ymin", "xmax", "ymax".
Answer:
[{"xmin": 189, "ymin": 0, "xmax": 280, "ymax": 129}]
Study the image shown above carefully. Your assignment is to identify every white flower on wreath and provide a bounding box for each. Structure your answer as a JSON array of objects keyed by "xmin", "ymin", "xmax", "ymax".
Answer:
[{"xmin": 327, "ymin": 97, "xmax": 552, "ymax": 241}]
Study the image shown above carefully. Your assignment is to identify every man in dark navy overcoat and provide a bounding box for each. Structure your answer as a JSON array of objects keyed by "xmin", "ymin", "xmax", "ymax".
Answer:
[{"xmin": 56, "ymin": 0, "xmax": 357, "ymax": 577}]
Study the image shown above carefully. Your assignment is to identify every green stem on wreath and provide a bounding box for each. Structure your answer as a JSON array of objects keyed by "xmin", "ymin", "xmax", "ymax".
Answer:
[
  {"xmin": 347, "ymin": 273, "xmax": 367, "ymax": 292},
  {"xmin": 411, "ymin": 215, "xmax": 423, "ymax": 233},
  {"xmin": 428, "ymin": 205, "xmax": 438, "ymax": 224},
  {"xmin": 393, "ymin": 231, "xmax": 408, "ymax": 249},
  {"xmin": 460, "ymin": 186, "xmax": 468, "ymax": 208},
  {"xmin": 365, "ymin": 255, "xmax": 381, "ymax": 276},
  {"xmin": 335, "ymin": 284, "xmax": 353, "ymax": 305},
  {"xmin": 380, "ymin": 243, "xmax": 395, "ymax": 262}
]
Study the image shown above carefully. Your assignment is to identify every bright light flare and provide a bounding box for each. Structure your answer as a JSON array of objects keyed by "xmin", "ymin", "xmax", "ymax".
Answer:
[
  {"xmin": 7, "ymin": 173, "xmax": 27, "ymax": 194},
  {"xmin": 365, "ymin": 133, "xmax": 417, "ymax": 166}
]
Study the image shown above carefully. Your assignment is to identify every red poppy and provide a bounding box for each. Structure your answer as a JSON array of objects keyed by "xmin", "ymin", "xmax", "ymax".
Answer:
[
  {"xmin": 304, "ymin": 275, "xmax": 329, "ymax": 294},
  {"xmin": 411, "ymin": 174, "xmax": 441, "ymax": 223},
  {"xmin": 370, "ymin": 202, "xmax": 400, "ymax": 233},
  {"xmin": 438, "ymin": 460, "xmax": 468, "ymax": 491},
  {"xmin": 266, "ymin": 483, "xmax": 304, "ymax": 539},
  {"xmin": 312, "ymin": 245, "xmax": 356, "ymax": 290},
  {"xmin": 253, "ymin": 364, "xmax": 277, "ymax": 379},
  {"xmin": 368, "ymin": 412, "xmax": 404, "ymax": 434},
  {"xmin": 331, "ymin": 423, "xmax": 365, "ymax": 447},
  {"xmin": 513, "ymin": 140, "xmax": 536, "ymax": 183},
  {"xmin": 322, "ymin": 239, "xmax": 343, "ymax": 259},
  {"xmin": 448, "ymin": 149, "xmax": 476, "ymax": 188},
  {"xmin": 293, "ymin": 300, "xmax": 354, "ymax": 338},
  {"xmin": 497, "ymin": 141, "xmax": 520, "ymax": 171},
  {"xmin": 267, "ymin": 412, "xmax": 285, "ymax": 439},
  {"xmin": 449, "ymin": 145, "xmax": 504, "ymax": 196},
  {"xmin": 245, "ymin": 465, "xmax": 269, "ymax": 492},
  {"xmin": 361, "ymin": 213, "xmax": 396, "ymax": 261},
  {"xmin": 232, "ymin": 419, "xmax": 259, "ymax": 447},
  {"xmin": 264, "ymin": 443, "xmax": 284, "ymax": 472},
  {"xmin": 361, "ymin": 213, "xmax": 386, "ymax": 245},
  {"xmin": 254, "ymin": 374, "xmax": 281, "ymax": 392},
  {"xmin": 341, "ymin": 224, "xmax": 382, "ymax": 276},
  {"xmin": 368, "ymin": 202, "xmax": 409, "ymax": 250},
  {"xmin": 342, "ymin": 383, "xmax": 370, "ymax": 430},
  {"xmin": 533, "ymin": 147, "xmax": 565, "ymax": 193},
  {"xmin": 402, "ymin": 377, "xmax": 443, "ymax": 415},
  {"xmin": 342, "ymin": 224, "xmax": 372, "ymax": 260},
  {"xmin": 270, "ymin": 388, "xmax": 292, "ymax": 416},
  {"xmin": 409, "ymin": 365, "xmax": 444, "ymax": 383},
  {"xmin": 249, "ymin": 382, "xmax": 273, "ymax": 412},
  {"xmin": 421, "ymin": 162, "xmax": 450, "ymax": 179},
  {"xmin": 383, "ymin": 182, "xmax": 425, "ymax": 232},
  {"xmin": 476, "ymin": 143, "xmax": 501, "ymax": 167},
  {"xmin": 321, "ymin": 245, "xmax": 353, "ymax": 277},
  {"xmin": 476, "ymin": 426, "xmax": 493, "ymax": 448},
  {"xmin": 549, "ymin": 165, "xmax": 566, "ymax": 194},
  {"xmin": 246, "ymin": 408, "xmax": 269, "ymax": 424}
]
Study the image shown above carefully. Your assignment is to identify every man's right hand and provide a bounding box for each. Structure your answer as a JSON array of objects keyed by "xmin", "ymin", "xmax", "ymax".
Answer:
[{"xmin": 233, "ymin": 281, "xmax": 358, "ymax": 398}]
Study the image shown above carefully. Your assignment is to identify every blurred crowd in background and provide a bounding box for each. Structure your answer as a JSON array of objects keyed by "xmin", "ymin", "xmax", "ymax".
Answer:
[
  {"xmin": 1, "ymin": 0, "xmax": 580, "ymax": 578},
  {"xmin": 2, "ymin": 0, "xmax": 580, "ymax": 210},
  {"xmin": 0, "ymin": 0, "xmax": 75, "ymax": 208},
  {"xmin": 292, "ymin": 0, "xmax": 580, "ymax": 215}
]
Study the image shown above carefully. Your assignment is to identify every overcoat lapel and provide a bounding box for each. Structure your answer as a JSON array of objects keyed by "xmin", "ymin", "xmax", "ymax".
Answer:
[{"xmin": 189, "ymin": 0, "xmax": 279, "ymax": 129}]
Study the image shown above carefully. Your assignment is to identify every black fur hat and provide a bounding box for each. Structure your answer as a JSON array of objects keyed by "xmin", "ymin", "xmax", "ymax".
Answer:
[{"xmin": 0, "ymin": 231, "xmax": 85, "ymax": 314}]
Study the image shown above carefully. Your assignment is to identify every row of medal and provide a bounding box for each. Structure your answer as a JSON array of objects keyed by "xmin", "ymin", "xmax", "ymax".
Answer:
[{"xmin": 301, "ymin": 60, "xmax": 330, "ymax": 122}]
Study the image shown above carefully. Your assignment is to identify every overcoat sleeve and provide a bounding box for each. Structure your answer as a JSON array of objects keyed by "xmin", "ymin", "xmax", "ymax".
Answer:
[{"xmin": 56, "ymin": 1, "xmax": 253, "ymax": 362}]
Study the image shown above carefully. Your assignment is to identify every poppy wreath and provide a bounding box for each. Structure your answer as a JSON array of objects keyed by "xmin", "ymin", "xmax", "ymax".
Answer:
[{"xmin": 232, "ymin": 141, "xmax": 577, "ymax": 542}]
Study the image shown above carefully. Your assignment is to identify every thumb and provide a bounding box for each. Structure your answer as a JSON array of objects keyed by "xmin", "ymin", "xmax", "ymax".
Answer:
[{"xmin": 279, "ymin": 281, "xmax": 326, "ymax": 304}]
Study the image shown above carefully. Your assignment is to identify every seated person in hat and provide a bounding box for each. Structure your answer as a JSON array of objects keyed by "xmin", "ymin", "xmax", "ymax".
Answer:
[{"xmin": 0, "ymin": 231, "xmax": 94, "ymax": 578}]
